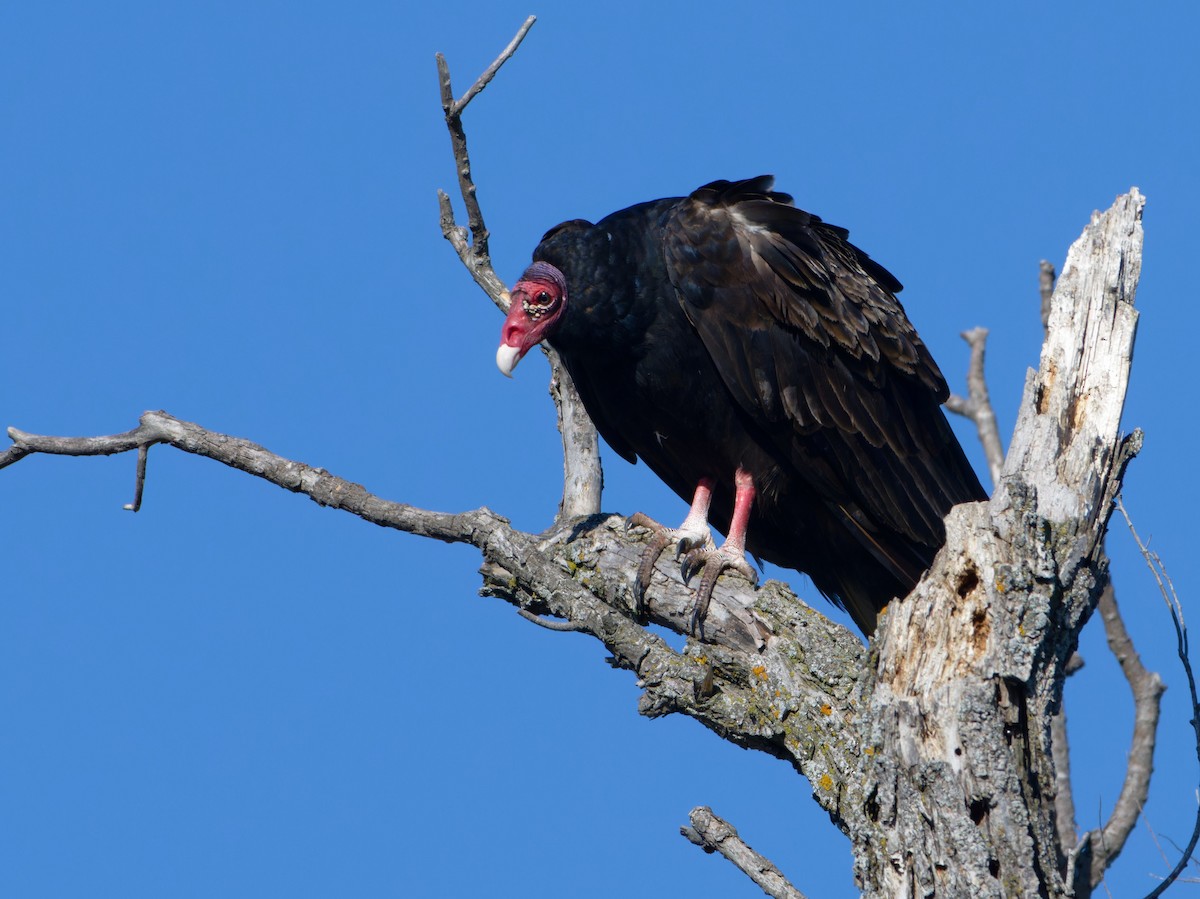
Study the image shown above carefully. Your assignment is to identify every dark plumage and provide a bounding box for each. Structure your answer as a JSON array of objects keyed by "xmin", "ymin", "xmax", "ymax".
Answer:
[{"xmin": 497, "ymin": 176, "xmax": 986, "ymax": 634}]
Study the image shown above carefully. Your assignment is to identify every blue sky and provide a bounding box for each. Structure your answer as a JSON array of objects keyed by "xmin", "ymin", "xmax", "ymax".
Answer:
[{"xmin": 2, "ymin": 2, "xmax": 1198, "ymax": 896}]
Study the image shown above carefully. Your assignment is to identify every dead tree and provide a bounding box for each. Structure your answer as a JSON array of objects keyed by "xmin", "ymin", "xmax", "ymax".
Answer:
[{"xmin": 1, "ymin": 19, "xmax": 1164, "ymax": 898}]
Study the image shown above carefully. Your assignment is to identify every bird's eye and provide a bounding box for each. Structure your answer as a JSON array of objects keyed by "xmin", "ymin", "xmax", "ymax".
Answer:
[{"xmin": 520, "ymin": 284, "xmax": 560, "ymax": 319}]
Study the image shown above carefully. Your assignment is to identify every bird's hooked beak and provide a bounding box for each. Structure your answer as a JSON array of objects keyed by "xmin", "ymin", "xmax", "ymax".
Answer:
[
  {"xmin": 496, "ymin": 342, "xmax": 522, "ymax": 378},
  {"xmin": 496, "ymin": 298, "xmax": 534, "ymax": 378}
]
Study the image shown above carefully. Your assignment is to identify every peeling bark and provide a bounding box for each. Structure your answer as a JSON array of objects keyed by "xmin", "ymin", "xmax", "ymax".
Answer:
[
  {"xmin": 683, "ymin": 806, "xmax": 810, "ymax": 899},
  {"xmin": 853, "ymin": 191, "xmax": 1143, "ymax": 897}
]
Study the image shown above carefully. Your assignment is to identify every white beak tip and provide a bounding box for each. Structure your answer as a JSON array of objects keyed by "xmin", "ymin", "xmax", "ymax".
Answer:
[{"xmin": 496, "ymin": 343, "xmax": 522, "ymax": 378}]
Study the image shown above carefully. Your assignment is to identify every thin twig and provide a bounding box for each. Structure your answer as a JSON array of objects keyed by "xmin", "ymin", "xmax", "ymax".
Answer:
[
  {"xmin": 1115, "ymin": 498, "xmax": 1200, "ymax": 899},
  {"xmin": 1160, "ymin": 832, "xmax": 1200, "ymax": 879},
  {"xmin": 124, "ymin": 442, "xmax": 150, "ymax": 512},
  {"xmin": 517, "ymin": 608, "xmax": 584, "ymax": 632},
  {"xmin": 450, "ymin": 16, "xmax": 536, "ymax": 116},
  {"xmin": 436, "ymin": 188, "xmax": 508, "ymax": 308},
  {"xmin": 434, "ymin": 16, "xmax": 535, "ymax": 302},
  {"xmin": 1143, "ymin": 813, "xmax": 1180, "ymax": 876},
  {"xmin": 945, "ymin": 326, "xmax": 1003, "ymax": 486},
  {"xmin": 435, "ymin": 54, "xmax": 488, "ymax": 265},
  {"xmin": 681, "ymin": 807, "xmax": 808, "ymax": 899}
]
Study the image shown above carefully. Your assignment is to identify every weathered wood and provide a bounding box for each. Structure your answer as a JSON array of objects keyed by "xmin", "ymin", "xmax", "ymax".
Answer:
[
  {"xmin": 548, "ymin": 351, "xmax": 603, "ymax": 523},
  {"xmin": 853, "ymin": 190, "xmax": 1143, "ymax": 897},
  {"xmin": 683, "ymin": 806, "xmax": 810, "ymax": 899}
]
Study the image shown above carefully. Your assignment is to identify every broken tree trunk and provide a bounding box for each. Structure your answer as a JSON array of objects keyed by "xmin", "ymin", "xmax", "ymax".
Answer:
[{"xmin": 852, "ymin": 190, "xmax": 1143, "ymax": 896}]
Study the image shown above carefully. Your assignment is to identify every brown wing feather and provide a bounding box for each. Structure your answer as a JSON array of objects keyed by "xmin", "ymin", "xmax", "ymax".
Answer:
[{"xmin": 663, "ymin": 177, "xmax": 984, "ymax": 573}]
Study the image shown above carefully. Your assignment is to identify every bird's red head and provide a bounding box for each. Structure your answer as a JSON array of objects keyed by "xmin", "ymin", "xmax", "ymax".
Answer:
[{"xmin": 496, "ymin": 261, "xmax": 568, "ymax": 377}]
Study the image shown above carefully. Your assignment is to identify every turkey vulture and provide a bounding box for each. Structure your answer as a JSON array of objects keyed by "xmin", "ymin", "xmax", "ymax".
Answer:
[{"xmin": 496, "ymin": 176, "xmax": 986, "ymax": 634}]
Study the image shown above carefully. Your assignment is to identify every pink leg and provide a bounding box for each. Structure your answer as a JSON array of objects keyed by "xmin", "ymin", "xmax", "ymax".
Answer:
[
  {"xmin": 678, "ymin": 477, "xmax": 715, "ymax": 536},
  {"xmin": 723, "ymin": 468, "xmax": 756, "ymax": 554},
  {"xmin": 628, "ymin": 469, "xmax": 760, "ymax": 636},
  {"xmin": 629, "ymin": 477, "xmax": 717, "ymax": 613},
  {"xmin": 681, "ymin": 467, "xmax": 759, "ymax": 635}
]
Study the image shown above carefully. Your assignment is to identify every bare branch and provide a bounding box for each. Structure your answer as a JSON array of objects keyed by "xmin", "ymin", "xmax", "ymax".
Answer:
[
  {"xmin": 945, "ymin": 326, "xmax": 1004, "ymax": 486},
  {"xmin": 7, "ymin": 423, "xmax": 148, "ymax": 457},
  {"xmin": 449, "ymin": 15, "xmax": 536, "ymax": 116},
  {"xmin": 4, "ymin": 410, "xmax": 866, "ymax": 797},
  {"xmin": 434, "ymin": 18, "xmax": 535, "ymax": 284},
  {"xmin": 125, "ymin": 442, "xmax": 149, "ymax": 512},
  {"xmin": 8, "ymin": 413, "xmax": 465, "ymax": 537},
  {"xmin": 1081, "ymin": 581, "xmax": 1166, "ymax": 886},
  {"xmin": 434, "ymin": 15, "xmax": 535, "ymax": 305},
  {"xmin": 435, "ymin": 21, "xmax": 602, "ymax": 521},
  {"xmin": 549, "ymin": 355, "xmax": 602, "ymax": 523},
  {"xmin": 0, "ymin": 444, "xmax": 30, "ymax": 469},
  {"xmin": 436, "ymin": 188, "xmax": 508, "ymax": 307},
  {"xmin": 682, "ymin": 806, "xmax": 808, "ymax": 899}
]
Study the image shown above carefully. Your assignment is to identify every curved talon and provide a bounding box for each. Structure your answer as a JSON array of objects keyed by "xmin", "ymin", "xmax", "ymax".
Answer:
[
  {"xmin": 634, "ymin": 531, "xmax": 674, "ymax": 616},
  {"xmin": 626, "ymin": 511, "xmax": 658, "ymax": 535},
  {"xmin": 628, "ymin": 512, "xmax": 674, "ymax": 618},
  {"xmin": 624, "ymin": 472, "xmax": 758, "ymax": 637},
  {"xmin": 690, "ymin": 565, "xmax": 718, "ymax": 637},
  {"xmin": 674, "ymin": 530, "xmax": 714, "ymax": 561},
  {"xmin": 684, "ymin": 548, "xmax": 759, "ymax": 637},
  {"xmin": 623, "ymin": 483, "xmax": 758, "ymax": 637}
]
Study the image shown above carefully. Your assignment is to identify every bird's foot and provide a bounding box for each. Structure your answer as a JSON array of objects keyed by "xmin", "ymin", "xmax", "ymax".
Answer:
[
  {"xmin": 627, "ymin": 512, "xmax": 715, "ymax": 619},
  {"xmin": 680, "ymin": 543, "xmax": 758, "ymax": 637}
]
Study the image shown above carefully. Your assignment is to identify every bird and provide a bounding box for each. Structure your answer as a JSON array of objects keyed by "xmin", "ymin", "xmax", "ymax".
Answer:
[{"xmin": 495, "ymin": 176, "xmax": 987, "ymax": 635}]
